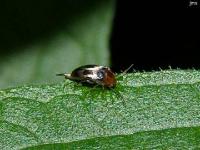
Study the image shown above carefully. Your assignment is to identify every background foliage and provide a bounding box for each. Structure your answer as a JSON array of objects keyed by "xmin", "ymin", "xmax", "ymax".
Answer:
[{"xmin": 0, "ymin": 0, "xmax": 114, "ymax": 88}]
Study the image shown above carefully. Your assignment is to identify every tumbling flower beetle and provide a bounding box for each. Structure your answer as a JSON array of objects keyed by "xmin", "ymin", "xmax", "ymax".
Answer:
[
  {"xmin": 56, "ymin": 65, "xmax": 116, "ymax": 88},
  {"xmin": 57, "ymin": 64, "xmax": 133, "ymax": 88}
]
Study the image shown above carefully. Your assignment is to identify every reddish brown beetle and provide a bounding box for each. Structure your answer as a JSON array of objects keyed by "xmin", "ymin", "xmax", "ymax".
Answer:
[
  {"xmin": 57, "ymin": 65, "xmax": 116, "ymax": 88},
  {"xmin": 57, "ymin": 64, "xmax": 133, "ymax": 88}
]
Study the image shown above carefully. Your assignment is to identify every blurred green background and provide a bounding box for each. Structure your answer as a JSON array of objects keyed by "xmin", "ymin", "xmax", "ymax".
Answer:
[{"xmin": 0, "ymin": 0, "xmax": 115, "ymax": 88}]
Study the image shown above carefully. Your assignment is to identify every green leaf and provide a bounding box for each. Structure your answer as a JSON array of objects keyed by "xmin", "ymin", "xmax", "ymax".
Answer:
[
  {"xmin": 0, "ymin": 0, "xmax": 115, "ymax": 88},
  {"xmin": 1, "ymin": 70, "xmax": 200, "ymax": 149}
]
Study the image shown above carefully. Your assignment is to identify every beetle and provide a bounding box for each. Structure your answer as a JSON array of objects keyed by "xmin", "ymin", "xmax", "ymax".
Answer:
[
  {"xmin": 57, "ymin": 64, "xmax": 133, "ymax": 88},
  {"xmin": 56, "ymin": 65, "xmax": 117, "ymax": 88},
  {"xmin": 57, "ymin": 64, "xmax": 133, "ymax": 106}
]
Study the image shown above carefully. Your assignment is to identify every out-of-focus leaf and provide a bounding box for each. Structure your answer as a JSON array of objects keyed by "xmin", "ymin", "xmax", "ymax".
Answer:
[{"xmin": 0, "ymin": 0, "xmax": 115, "ymax": 88}]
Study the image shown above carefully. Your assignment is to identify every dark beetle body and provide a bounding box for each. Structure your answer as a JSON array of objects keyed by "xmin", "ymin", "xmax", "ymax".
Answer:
[{"xmin": 57, "ymin": 65, "xmax": 116, "ymax": 88}]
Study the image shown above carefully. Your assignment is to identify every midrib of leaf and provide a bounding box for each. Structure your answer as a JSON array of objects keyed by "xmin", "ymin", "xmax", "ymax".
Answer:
[{"xmin": 1, "ymin": 70, "xmax": 200, "ymax": 149}]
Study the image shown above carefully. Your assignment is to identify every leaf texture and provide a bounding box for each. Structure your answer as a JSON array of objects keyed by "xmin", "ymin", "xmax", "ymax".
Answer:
[{"xmin": 1, "ymin": 70, "xmax": 200, "ymax": 149}]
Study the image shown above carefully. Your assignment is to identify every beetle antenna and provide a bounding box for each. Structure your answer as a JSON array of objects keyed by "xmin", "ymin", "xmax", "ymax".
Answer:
[
  {"xmin": 122, "ymin": 64, "xmax": 134, "ymax": 74},
  {"xmin": 56, "ymin": 73, "xmax": 71, "ymax": 77},
  {"xmin": 56, "ymin": 73, "xmax": 66, "ymax": 76},
  {"xmin": 116, "ymin": 64, "xmax": 133, "ymax": 78},
  {"xmin": 56, "ymin": 73, "xmax": 71, "ymax": 78}
]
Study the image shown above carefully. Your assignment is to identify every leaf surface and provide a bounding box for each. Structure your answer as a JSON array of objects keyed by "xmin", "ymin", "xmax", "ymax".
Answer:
[{"xmin": 1, "ymin": 70, "xmax": 200, "ymax": 149}]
